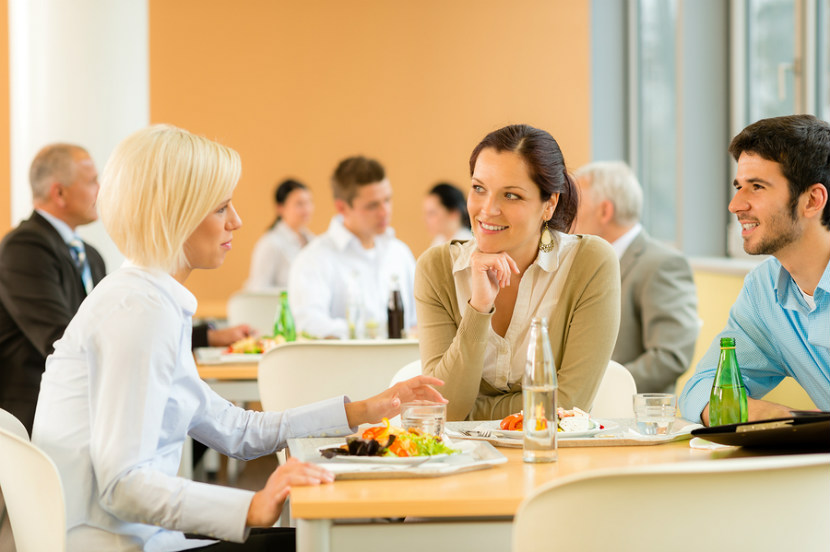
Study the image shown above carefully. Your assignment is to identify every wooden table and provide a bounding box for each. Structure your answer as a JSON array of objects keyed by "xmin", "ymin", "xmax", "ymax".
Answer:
[
  {"xmin": 288, "ymin": 440, "xmax": 769, "ymax": 552},
  {"xmin": 197, "ymin": 360, "xmax": 259, "ymax": 403}
]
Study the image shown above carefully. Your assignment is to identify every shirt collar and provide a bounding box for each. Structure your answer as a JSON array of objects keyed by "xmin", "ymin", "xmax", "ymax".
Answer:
[
  {"xmin": 327, "ymin": 215, "xmax": 395, "ymax": 252},
  {"xmin": 120, "ymin": 259, "xmax": 198, "ymax": 316},
  {"xmin": 610, "ymin": 223, "xmax": 642, "ymax": 259},
  {"xmin": 774, "ymin": 257, "xmax": 830, "ymax": 311},
  {"xmin": 451, "ymin": 232, "xmax": 574, "ymax": 274},
  {"xmin": 36, "ymin": 209, "xmax": 76, "ymax": 244}
]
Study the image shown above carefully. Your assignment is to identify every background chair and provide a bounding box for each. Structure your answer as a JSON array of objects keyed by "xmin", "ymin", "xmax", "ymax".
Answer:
[
  {"xmin": 0, "ymin": 427, "xmax": 66, "ymax": 552},
  {"xmin": 388, "ymin": 359, "xmax": 422, "ymax": 388},
  {"xmin": 513, "ymin": 453, "xmax": 830, "ymax": 552},
  {"xmin": 589, "ymin": 360, "xmax": 637, "ymax": 418},
  {"xmin": 258, "ymin": 339, "xmax": 421, "ymax": 412},
  {"xmin": 0, "ymin": 408, "xmax": 28, "ymax": 441},
  {"xmin": 226, "ymin": 290, "xmax": 282, "ymax": 337}
]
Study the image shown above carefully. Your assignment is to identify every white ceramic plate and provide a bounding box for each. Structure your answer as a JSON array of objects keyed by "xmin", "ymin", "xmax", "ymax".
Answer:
[
  {"xmin": 317, "ymin": 445, "xmax": 451, "ymax": 465},
  {"xmin": 482, "ymin": 419, "xmax": 619, "ymax": 439},
  {"xmin": 194, "ymin": 347, "xmax": 262, "ymax": 364}
]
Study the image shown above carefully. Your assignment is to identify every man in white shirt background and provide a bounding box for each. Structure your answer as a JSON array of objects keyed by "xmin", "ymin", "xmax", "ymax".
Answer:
[
  {"xmin": 571, "ymin": 161, "xmax": 699, "ymax": 393},
  {"xmin": 289, "ymin": 155, "xmax": 416, "ymax": 339}
]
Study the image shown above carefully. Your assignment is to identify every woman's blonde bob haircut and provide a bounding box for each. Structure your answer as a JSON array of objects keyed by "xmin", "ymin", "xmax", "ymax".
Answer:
[{"xmin": 99, "ymin": 124, "xmax": 241, "ymax": 274}]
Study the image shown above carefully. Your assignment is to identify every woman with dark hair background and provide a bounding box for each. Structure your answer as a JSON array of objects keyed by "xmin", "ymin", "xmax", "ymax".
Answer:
[
  {"xmin": 423, "ymin": 182, "xmax": 473, "ymax": 247},
  {"xmin": 415, "ymin": 124, "xmax": 621, "ymax": 421},
  {"xmin": 245, "ymin": 179, "xmax": 314, "ymax": 291}
]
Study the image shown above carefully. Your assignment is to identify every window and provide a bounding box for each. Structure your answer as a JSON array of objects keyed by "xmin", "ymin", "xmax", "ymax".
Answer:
[
  {"xmin": 819, "ymin": 0, "xmax": 830, "ymax": 119},
  {"xmin": 634, "ymin": 0, "xmax": 678, "ymax": 244},
  {"xmin": 746, "ymin": 0, "xmax": 798, "ymax": 121}
]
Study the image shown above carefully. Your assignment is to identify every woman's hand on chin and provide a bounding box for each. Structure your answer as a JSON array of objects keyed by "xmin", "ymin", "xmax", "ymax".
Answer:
[{"xmin": 468, "ymin": 249, "xmax": 519, "ymax": 312}]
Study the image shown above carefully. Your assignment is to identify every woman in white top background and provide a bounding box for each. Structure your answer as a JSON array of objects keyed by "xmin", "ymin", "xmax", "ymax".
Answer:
[
  {"xmin": 423, "ymin": 182, "xmax": 473, "ymax": 248},
  {"xmin": 245, "ymin": 179, "xmax": 315, "ymax": 291},
  {"xmin": 31, "ymin": 125, "xmax": 445, "ymax": 551}
]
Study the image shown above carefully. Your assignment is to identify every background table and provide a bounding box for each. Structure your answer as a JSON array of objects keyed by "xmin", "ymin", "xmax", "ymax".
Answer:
[
  {"xmin": 197, "ymin": 360, "xmax": 259, "ymax": 404},
  {"xmin": 288, "ymin": 439, "xmax": 774, "ymax": 552}
]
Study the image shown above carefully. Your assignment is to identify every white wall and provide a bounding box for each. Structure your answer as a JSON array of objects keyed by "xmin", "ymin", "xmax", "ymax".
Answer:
[{"xmin": 8, "ymin": 0, "xmax": 149, "ymax": 271}]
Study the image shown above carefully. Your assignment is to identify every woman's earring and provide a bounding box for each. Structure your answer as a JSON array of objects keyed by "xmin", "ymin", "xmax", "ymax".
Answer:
[{"xmin": 539, "ymin": 220, "xmax": 554, "ymax": 253}]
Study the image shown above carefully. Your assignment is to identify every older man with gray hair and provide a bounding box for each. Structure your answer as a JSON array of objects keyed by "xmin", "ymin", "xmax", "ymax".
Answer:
[
  {"xmin": 572, "ymin": 161, "xmax": 699, "ymax": 393},
  {"xmin": 0, "ymin": 144, "xmax": 106, "ymax": 434}
]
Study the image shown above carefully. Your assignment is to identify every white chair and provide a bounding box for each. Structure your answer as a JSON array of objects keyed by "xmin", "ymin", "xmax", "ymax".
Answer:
[
  {"xmin": 388, "ymin": 359, "xmax": 422, "ymax": 388},
  {"xmin": 0, "ymin": 427, "xmax": 66, "ymax": 552},
  {"xmin": 0, "ymin": 408, "xmax": 29, "ymax": 441},
  {"xmin": 589, "ymin": 360, "xmax": 637, "ymax": 418},
  {"xmin": 513, "ymin": 453, "xmax": 830, "ymax": 552},
  {"xmin": 258, "ymin": 339, "xmax": 421, "ymax": 412},
  {"xmin": 226, "ymin": 290, "xmax": 282, "ymax": 336},
  {"xmin": 386, "ymin": 360, "xmax": 423, "ymax": 426}
]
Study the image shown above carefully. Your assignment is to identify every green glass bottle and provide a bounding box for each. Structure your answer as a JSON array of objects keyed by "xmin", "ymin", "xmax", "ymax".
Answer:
[
  {"xmin": 273, "ymin": 291, "xmax": 297, "ymax": 342},
  {"xmin": 708, "ymin": 337, "xmax": 748, "ymax": 426}
]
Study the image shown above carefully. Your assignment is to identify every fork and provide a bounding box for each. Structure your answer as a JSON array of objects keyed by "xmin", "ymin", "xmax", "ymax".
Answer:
[{"xmin": 460, "ymin": 426, "xmax": 495, "ymax": 438}]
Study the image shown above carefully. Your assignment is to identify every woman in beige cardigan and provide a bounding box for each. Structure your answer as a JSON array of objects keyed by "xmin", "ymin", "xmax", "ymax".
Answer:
[{"xmin": 415, "ymin": 124, "xmax": 621, "ymax": 421}]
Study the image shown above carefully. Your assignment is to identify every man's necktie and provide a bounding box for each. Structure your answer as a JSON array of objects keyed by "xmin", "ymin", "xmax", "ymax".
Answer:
[{"xmin": 68, "ymin": 238, "xmax": 94, "ymax": 294}]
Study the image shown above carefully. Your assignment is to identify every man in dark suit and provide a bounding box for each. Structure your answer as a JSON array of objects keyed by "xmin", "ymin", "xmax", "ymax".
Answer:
[
  {"xmin": 0, "ymin": 144, "xmax": 105, "ymax": 434},
  {"xmin": 572, "ymin": 161, "xmax": 699, "ymax": 394}
]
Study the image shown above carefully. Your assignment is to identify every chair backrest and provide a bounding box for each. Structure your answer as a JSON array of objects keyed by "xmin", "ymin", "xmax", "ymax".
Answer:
[
  {"xmin": 258, "ymin": 339, "xmax": 420, "ymax": 411},
  {"xmin": 513, "ymin": 453, "xmax": 830, "ymax": 552},
  {"xmin": 0, "ymin": 428, "xmax": 66, "ymax": 552},
  {"xmin": 226, "ymin": 290, "xmax": 282, "ymax": 336},
  {"xmin": 388, "ymin": 359, "xmax": 422, "ymax": 388},
  {"xmin": 589, "ymin": 360, "xmax": 637, "ymax": 418},
  {"xmin": 0, "ymin": 407, "xmax": 29, "ymax": 440}
]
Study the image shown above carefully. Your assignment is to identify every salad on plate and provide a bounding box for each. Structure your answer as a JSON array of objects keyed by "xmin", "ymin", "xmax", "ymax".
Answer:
[{"xmin": 319, "ymin": 418, "xmax": 458, "ymax": 460}]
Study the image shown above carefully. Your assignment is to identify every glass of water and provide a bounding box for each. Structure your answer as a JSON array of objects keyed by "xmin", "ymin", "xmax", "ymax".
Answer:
[
  {"xmin": 633, "ymin": 393, "xmax": 677, "ymax": 435},
  {"xmin": 400, "ymin": 401, "xmax": 446, "ymax": 437}
]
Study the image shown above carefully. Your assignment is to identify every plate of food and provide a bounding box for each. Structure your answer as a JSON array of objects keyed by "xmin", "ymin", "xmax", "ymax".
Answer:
[
  {"xmin": 318, "ymin": 418, "xmax": 459, "ymax": 464},
  {"xmin": 484, "ymin": 408, "xmax": 618, "ymax": 439}
]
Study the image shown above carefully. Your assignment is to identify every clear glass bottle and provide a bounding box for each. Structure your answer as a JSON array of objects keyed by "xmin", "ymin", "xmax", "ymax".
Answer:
[
  {"xmin": 273, "ymin": 291, "xmax": 297, "ymax": 342},
  {"xmin": 346, "ymin": 272, "xmax": 364, "ymax": 339},
  {"xmin": 708, "ymin": 337, "xmax": 748, "ymax": 426},
  {"xmin": 387, "ymin": 274, "xmax": 404, "ymax": 339},
  {"xmin": 523, "ymin": 317, "xmax": 558, "ymax": 463}
]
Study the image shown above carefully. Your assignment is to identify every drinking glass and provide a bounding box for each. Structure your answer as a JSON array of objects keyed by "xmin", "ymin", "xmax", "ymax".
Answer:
[
  {"xmin": 633, "ymin": 393, "xmax": 676, "ymax": 435},
  {"xmin": 400, "ymin": 401, "xmax": 446, "ymax": 437}
]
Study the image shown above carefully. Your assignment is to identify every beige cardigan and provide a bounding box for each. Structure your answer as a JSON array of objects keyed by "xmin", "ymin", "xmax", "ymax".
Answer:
[{"xmin": 415, "ymin": 235, "xmax": 621, "ymax": 421}]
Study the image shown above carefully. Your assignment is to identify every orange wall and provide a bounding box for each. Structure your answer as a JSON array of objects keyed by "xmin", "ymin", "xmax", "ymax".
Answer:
[
  {"xmin": 150, "ymin": 1, "xmax": 591, "ymax": 309},
  {"xmin": 0, "ymin": 0, "xmax": 9, "ymax": 231}
]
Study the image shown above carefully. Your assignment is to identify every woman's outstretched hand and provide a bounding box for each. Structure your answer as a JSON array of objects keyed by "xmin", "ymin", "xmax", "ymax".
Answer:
[
  {"xmin": 468, "ymin": 249, "xmax": 520, "ymax": 313},
  {"xmin": 246, "ymin": 457, "xmax": 334, "ymax": 527},
  {"xmin": 345, "ymin": 375, "xmax": 447, "ymax": 426}
]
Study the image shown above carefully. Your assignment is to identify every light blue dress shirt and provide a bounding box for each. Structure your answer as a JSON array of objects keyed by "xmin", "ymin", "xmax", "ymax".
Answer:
[
  {"xmin": 680, "ymin": 256, "xmax": 830, "ymax": 422},
  {"xmin": 32, "ymin": 263, "xmax": 354, "ymax": 551}
]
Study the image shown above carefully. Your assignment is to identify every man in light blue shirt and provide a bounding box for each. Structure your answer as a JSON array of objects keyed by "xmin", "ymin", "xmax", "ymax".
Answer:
[{"xmin": 680, "ymin": 115, "xmax": 830, "ymax": 424}]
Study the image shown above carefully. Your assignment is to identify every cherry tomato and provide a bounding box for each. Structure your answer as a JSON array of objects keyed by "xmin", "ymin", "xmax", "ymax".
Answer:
[{"xmin": 501, "ymin": 413, "xmax": 524, "ymax": 431}]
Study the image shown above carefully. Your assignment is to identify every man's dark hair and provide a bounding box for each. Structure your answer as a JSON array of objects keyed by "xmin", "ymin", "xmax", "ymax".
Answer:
[
  {"xmin": 331, "ymin": 156, "xmax": 385, "ymax": 205},
  {"xmin": 729, "ymin": 114, "xmax": 830, "ymax": 229}
]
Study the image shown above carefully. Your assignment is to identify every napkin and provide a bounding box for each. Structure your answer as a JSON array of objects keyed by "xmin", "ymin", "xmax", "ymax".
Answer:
[{"xmin": 688, "ymin": 437, "xmax": 735, "ymax": 450}]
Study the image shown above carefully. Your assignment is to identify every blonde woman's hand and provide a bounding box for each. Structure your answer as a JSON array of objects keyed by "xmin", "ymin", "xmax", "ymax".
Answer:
[
  {"xmin": 246, "ymin": 457, "xmax": 334, "ymax": 527},
  {"xmin": 468, "ymin": 249, "xmax": 520, "ymax": 313}
]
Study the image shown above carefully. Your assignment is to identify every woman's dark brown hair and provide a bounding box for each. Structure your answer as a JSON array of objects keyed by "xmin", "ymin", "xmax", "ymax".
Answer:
[{"xmin": 469, "ymin": 124, "xmax": 578, "ymax": 232}]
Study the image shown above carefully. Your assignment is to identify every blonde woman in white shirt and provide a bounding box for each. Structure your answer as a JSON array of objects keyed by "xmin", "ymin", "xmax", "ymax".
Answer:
[
  {"xmin": 245, "ymin": 179, "xmax": 315, "ymax": 291},
  {"xmin": 31, "ymin": 125, "xmax": 445, "ymax": 552}
]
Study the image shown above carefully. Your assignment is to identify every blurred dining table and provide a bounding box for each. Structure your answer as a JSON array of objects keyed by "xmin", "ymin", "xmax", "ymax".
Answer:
[
  {"xmin": 196, "ymin": 356, "xmax": 260, "ymax": 403},
  {"xmin": 287, "ymin": 437, "xmax": 800, "ymax": 552}
]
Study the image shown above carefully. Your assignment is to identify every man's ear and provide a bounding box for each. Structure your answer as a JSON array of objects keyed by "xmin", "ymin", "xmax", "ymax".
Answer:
[
  {"xmin": 803, "ymin": 183, "xmax": 828, "ymax": 220},
  {"xmin": 599, "ymin": 199, "xmax": 615, "ymax": 224},
  {"xmin": 47, "ymin": 181, "xmax": 65, "ymax": 207},
  {"xmin": 333, "ymin": 198, "xmax": 348, "ymax": 216}
]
